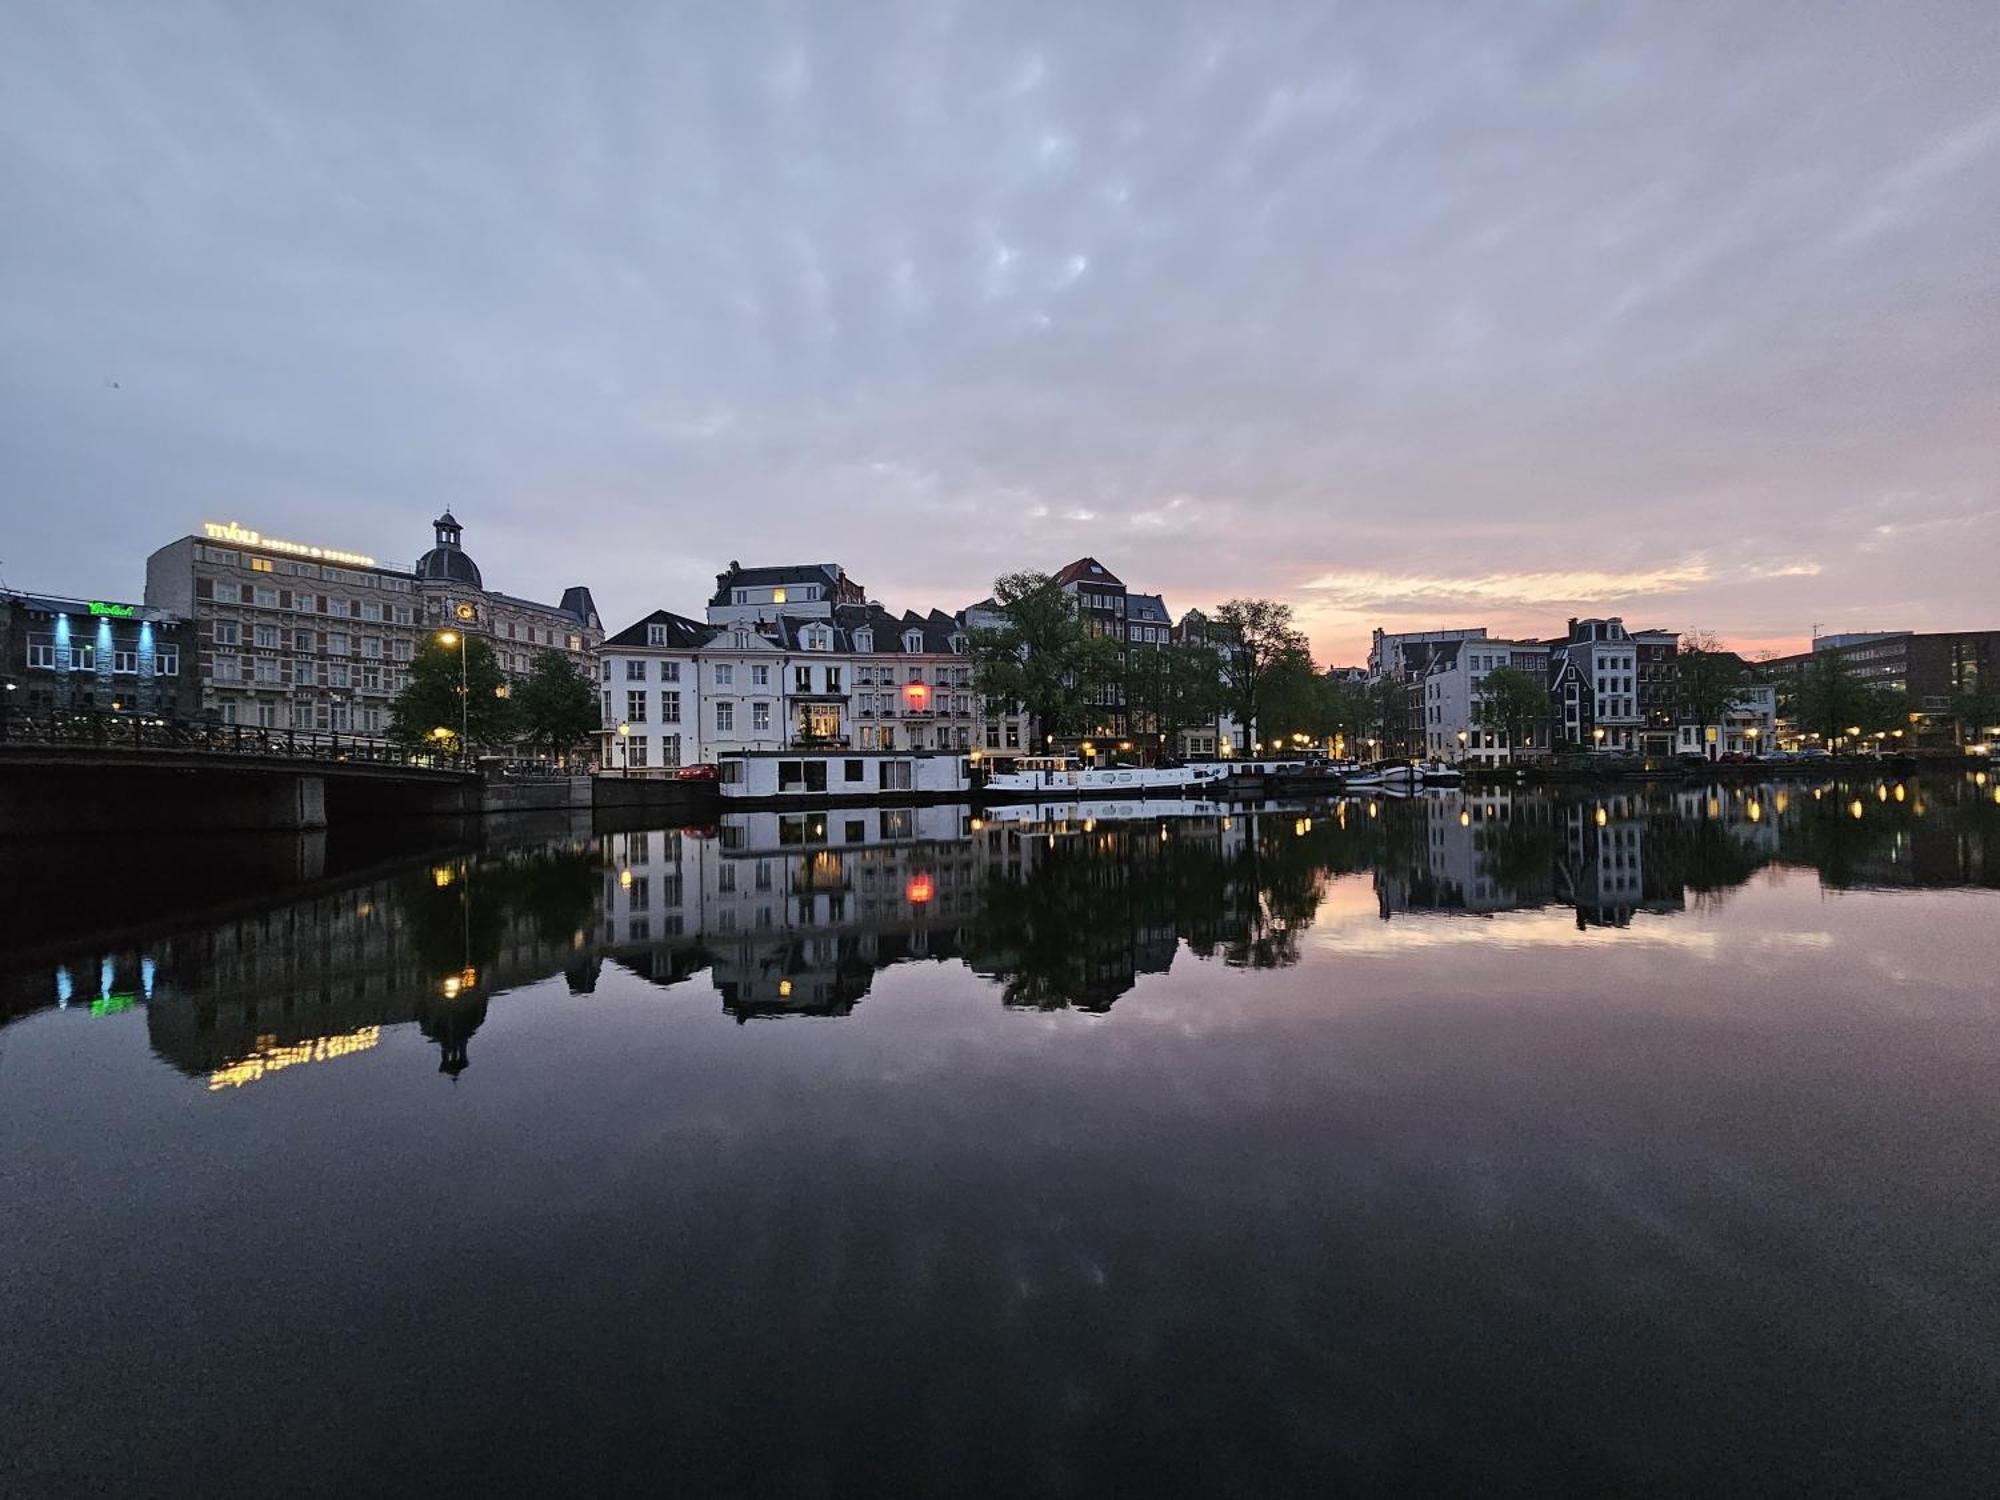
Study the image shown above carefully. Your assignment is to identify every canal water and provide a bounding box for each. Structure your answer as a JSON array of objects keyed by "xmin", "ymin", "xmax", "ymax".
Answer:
[{"xmin": 3, "ymin": 775, "xmax": 1997, "ymax": 1494}]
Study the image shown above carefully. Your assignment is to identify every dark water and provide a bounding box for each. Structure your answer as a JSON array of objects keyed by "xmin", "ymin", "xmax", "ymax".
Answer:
[{"xmin": 3, "ymin": 775, "xmax": 1998, "ymax": 1495}]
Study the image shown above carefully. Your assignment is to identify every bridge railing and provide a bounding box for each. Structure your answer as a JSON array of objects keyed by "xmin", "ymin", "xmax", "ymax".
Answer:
[{"xmin": 0, "ymin": 708, "xmax": 471, "ymax": 772}]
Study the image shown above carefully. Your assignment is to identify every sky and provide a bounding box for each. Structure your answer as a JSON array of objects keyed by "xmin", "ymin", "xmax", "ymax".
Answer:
[{"xmin": 2, "ymin": 1, "xmax": 1995, "ymax": 665}]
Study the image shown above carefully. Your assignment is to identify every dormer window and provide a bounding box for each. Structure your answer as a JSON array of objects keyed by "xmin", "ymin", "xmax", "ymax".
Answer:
[
  {"xmin": 903, "ymin": 631, "xmax": 923, "ymax": 653},
  {"xmin": 949, "ymin": 634, "xmax": 966, "ymax": 654},
  {"xmin": 733, "ymin": 630, "xmax": 749, "ymax": 649},
  {"xmin": 855, "ymin": 629, "xmax": 873, "ymax": 653},
  {"xmin": 647, "ymin": 623, "xmax": 667, "ymax": 646}
]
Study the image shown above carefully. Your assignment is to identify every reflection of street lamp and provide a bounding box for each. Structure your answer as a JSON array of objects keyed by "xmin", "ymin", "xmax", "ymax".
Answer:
[{"xmin": 1592, "ymin": 726, "xmax": 1606, "ymax": 751}]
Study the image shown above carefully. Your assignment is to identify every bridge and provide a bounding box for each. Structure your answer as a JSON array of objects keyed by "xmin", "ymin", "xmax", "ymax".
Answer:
[{"xmin": 0, "ymin": 709, "xmax": 483, "ymax": 831}]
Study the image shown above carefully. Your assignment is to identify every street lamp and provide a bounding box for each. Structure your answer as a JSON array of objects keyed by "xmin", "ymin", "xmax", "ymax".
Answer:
[
  {"xmin": 436, "ymin": 629, "xmax": 468, "ymax": 757},
  {"xmin": 1592, "ymin": 726, "xmax": 1606, "ymax": 751},
  {"xmin": 616, "ymin": 720, "xmax": 631, "ymax": 777},
  {"xmin": 1457, "ymin": 729, "xmax": 1469, "ymax": 764}
]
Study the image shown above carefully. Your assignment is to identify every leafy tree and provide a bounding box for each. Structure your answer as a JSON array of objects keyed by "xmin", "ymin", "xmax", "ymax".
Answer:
[
  {"xmin": 1471, "ymin": 665, "xmax": 1551, "ymax": 756},
  {"xmin": 1795, "ymin": 655, "xmax": 1904, "ymax": 744},
  {"xmin": 1125, "ymin": 638, "xmax": 1225, "ymax": 758},
  {"xmin": 1255, "ymin": 653, "xmax": 1331, "ymax": 747},
  {"xmin": 1674, "ymin": 633, "xmax": 1751, "ymax": 749},
  {"xmin": 1212, "ymin": 598, "xmax": 1310, "ymax": 753},
  {"xmin": 967, "ymin": 571, "xmax": 1124, "ymax": 744},
  {"xmin": 389, "ymin": 634, "xmax": 514, "ymax": 753},
  {"xmin": 512, "ymin": 649, "xmax": 599, "ymax": 762}
]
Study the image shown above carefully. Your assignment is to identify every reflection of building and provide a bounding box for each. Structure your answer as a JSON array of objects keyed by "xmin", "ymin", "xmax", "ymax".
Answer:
[{"xmin": 2, "ymin": 589, "xmax": 198, "ymax": 719}]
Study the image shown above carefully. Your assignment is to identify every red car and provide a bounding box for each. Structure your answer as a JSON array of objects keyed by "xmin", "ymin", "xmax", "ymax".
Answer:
[{"xmin": 675, "ymin": 763, "xmax": 721, "ymax": 782}]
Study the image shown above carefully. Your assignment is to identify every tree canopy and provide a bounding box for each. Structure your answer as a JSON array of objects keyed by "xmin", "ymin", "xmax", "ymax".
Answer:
[
  {"xmin": 967, "ymin": 571, "xmax": 1124, "ymax": 742},
  {"xmin": 1674, "ymin": 633, "xmax": 1752, "ymax": 736},
  {"xmin": 512, "ymin": 649, "xmax": 600, "ymax": 761},
  {"xmin": 1794, "ymin": 654, "xmax": 1906, "ymax": 743},
  {"xmin": 389, "ymin": 634, "xmax": 514, "ymax": 753},
  {"xmin": 1125, "ymin": 638, "xmax": 1225, "ymax": 756},
  {"xmin": 1471, "ymin": 666, "xmax": 1550, "ymax": 751},
  {"xmin": 1211, "ymin": 597, "xmax": 1310, "ymax": 752}
]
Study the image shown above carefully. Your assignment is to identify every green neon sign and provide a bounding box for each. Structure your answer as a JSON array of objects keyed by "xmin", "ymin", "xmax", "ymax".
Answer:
[
  {"xmin": 91, "ymin": 993, "xmax": 137, "ymax": 1017},
  {"xmin": 89, "ymin": 601, "xmax": 136, "ymax": 618}
]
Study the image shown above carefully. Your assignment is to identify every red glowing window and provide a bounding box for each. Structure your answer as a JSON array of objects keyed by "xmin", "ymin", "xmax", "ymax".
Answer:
[
  {"xmin": 904, "ymin": 683, "xmax": 929, "ymax": 704},
  {"xmin": 905, "ymin": 874, "xmax": 934, "ymax": 904}
]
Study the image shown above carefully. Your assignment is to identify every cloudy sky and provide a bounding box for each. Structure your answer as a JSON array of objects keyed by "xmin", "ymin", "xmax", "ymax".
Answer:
[{"xmin": 3, "ymin": 1, "xmax": 1994, "ymax": 663}]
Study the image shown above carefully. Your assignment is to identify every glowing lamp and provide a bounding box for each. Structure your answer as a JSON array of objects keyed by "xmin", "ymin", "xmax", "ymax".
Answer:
[{"xmin": 905, "ymin": 874, "xmax": 934, "ymax": 904}]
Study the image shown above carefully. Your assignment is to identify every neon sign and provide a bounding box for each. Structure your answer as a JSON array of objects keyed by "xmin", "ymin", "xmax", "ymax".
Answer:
[
  {"xmin": 91, "ymin": 992, "xmax": 137, "ymax": 1017},
  {"xmin": 202, "ymin": 521, "xmax": 377, "ymax": 568},
  {"xmin": 88, "ymin": 601, "xmax": 136, "ymax": 618}
]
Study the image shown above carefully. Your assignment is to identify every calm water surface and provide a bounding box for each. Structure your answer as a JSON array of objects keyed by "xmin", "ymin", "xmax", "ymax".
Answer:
[{"xmin": 3, "ymin": 776, "xmax": 1998, "ymax": 1495}]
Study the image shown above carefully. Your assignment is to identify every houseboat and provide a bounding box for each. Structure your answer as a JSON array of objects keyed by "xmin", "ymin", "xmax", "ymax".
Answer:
[
  {"xmin": 979, "ymin": 755, "xmax": 1236, "ymax": 799},
  {"xmin": 717, "ymin": 749, "xmax": 972, "ymax": 806}
]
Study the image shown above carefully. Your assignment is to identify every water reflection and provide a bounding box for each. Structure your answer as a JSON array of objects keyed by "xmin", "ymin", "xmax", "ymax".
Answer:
[{"xmin": 1, "ymin": 774, "xmax": 1993, "ymax": 1084}]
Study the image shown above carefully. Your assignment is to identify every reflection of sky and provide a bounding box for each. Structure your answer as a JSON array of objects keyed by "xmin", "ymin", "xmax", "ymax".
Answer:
[{"xmin": 3, "ymin": 862, "xmax": 1998, "ymax": 1491}]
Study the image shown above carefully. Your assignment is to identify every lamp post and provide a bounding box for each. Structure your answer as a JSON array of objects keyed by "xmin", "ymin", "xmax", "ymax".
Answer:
[
  {"xmin": 437, "ymin": 629, "xmax": 468, "ymax": 759},
  {"xmin": 1457, "ymin": 729, "xmax": 1468, "ymax": 765},
  {"xmin": 616, "ymin": 720, "xmax": 631, "ymax": 777},
  {"xmin": 1592, "ymin": 726, "xmax": 1606, "ymax": 753}
]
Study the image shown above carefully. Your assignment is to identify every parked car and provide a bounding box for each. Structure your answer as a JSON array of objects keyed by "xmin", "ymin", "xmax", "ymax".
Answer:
[{"xmin": 675, "ymin": 763, "xmax": 720, "ymax": 782}]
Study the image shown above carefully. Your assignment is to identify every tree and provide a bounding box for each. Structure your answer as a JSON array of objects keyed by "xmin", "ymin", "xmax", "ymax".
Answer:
[
  {"xmin": 1951, "ymin": 679, "xmax": 2000, "ymax": 746},
  {"xmin": 389, "ymin": 634, "xmax": 514, "ymax": 753},
  {"xmin": 967, "ymin": 571, "xmax": 1124, "ymax": 744},
  {"xmin": 1674, "ymin": 633, "xmax": 1751, "ymax": 753},
  {"xmin": 1125, "ymin": 639, "xmax": 1225, "ymax": 759},
  {"xmin": 512, "ymin": 649, "xmax": 599, "ymax": 762},
  {"xmin": 1255, "ymin": 653, "xmax": 1330, "ymax": 746},
  {"xmin": 1211, "ymin": 598, "xmax": 1310, "ymax": 752},
  {"xmin": 1471, "ymin": 666, "xmax": 1551, "ymax": 757},
  {"xmin": 1795, "ymin": 654, "xmax": 1905, "ymax": 745}
]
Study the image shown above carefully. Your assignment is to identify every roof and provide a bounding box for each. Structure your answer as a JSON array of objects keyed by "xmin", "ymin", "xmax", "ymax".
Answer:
[
  {"xmin": 1053, "ymin": 557, "xmax": 1123, "ymax": 589},
  {"xmin": 708, "ymin": 562, "xmax": 848, "ymax": 606},
  {"xmin": 1126, "ymin": 592, "xmax": 1171, "ymax": 625},
  {"xmin": 416, "ymin": 545, "xmax": 483, "ymax": 588},
  {"xmin": 603, "ymin": 609, "xmax": 717, "ymax": 650}
]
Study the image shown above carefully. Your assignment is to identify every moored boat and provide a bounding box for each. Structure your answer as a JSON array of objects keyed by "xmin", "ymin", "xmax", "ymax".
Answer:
[{"xmin": 979, "ymin": 755, "xmax": 1236, "ymax": 799}]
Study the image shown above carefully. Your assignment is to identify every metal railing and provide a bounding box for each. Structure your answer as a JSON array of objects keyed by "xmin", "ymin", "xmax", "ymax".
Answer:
[{"xmin": 0, "ymin": 708, "xmax": 471, "ymax": 772}]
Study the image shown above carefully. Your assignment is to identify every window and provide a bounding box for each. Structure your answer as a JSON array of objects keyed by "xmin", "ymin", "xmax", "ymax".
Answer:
[
  {"xmin": 392, "ymin": 640, "xmax": 413, "ymax": 662},
  {"xmin": 752, "ymin": 701, "xmax": 770, "ymax": 732},
  {"xmin": 795, "ymin": 666, "xmax": 813, "ymax": 692},
  {"xmin": 213, "ymin": 620, "xmax": 241, "ymax": 646},
  {"xmin": 326, "ymin": 634, "xmax": 350, "ymax": 656},
  {"xmin": 778, "ymin": 761, "xmax": 828, "ymax": 793},
  {"xmin": 327, "ymin": 662, "xmax": 350, "ymax": 688},
  {"xmin": 661, "ymin": 691, "xmax": 681, "ymax": 723},
  {"xmin": 647, "ymin": 623, "xmax": 667, "ymax": 646},
  {"xmin": 660, "ymin": 660, "xmax": 680, "ymax": 683},
  {"xmin": 626, "ymin": 659, "xmax": 646, "ymax": 680},
  {"xmin": 254, "ymin": 624, "xmax": 280, "ymax": 649},
  {"xmin": 627, "ymin": 690, "xmax": 647, "ymax": 723},
  {"xmin": 878, "ymin": 760, "xmax": 913, "ymax": 791},
  {"xmin": 113, "ymin": 649, "xmax": 138, "ymax": 674},
  {"xmin": 715, "ymin": 664, "xmax": 734, "ymax": 686},
  {"xmin": 627, "ymin": 738, "xmax": 648, "ymax": 769},
  {"xmin": 254, "ymin": 587, "xmax": 279, "ymax": 608},
  {"xmin": 249, "ymin": 557, "xmax": 273, "ymax": 574},
  {"xmin": 845, "ymin": 759, "xmax": 865, "ymax": 782},
  {"xmin": 255, "ymin": 657, "xmax": 283, "ymax": 684},
  {"xmin": 772, "ymin": 587, "xmax": 787, "ymax": 604},
  {"xmin": 156, "ymin": 644, "xmax": 179, "ymax": 676},
  {"xmin": 661, "ymin": 734, "xmax": 681, "ymax": 768},
  {"xmin": 28, "ymin": 641, "xmax": 56, "ymax": 670},
  {"xmin": 825, "ymin": 667, "xmax": 842, "ymax": 692},
  {"xmin": 749, "ymin": 664, "xmax": 767, "ymax": 686},
  {"xmin": 715, "ymin": 701, "xmax": 734, "ymax": 732}
]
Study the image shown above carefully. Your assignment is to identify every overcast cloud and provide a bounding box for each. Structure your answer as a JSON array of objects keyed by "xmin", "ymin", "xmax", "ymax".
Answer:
[{"xmin": 2, "ymin": 0, "xmax": 1995, "ymax": 661}]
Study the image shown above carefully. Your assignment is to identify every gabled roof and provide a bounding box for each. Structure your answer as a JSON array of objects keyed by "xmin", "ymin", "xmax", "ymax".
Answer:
[
  {"xmin": 1053, "ymin": 557, "xmax": 1123, "ymax": 589},
  {"xmin": 1127, "ymin": 592, "xmax": 1171, "ymax": 625},
  {"xmin": 603, "ymin": 609, "xmax": 716, "ymax": 650}
]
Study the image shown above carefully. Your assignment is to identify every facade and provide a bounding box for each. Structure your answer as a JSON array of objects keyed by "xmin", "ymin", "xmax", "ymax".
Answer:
[
  {"xmin": 1416, "ymin": 638, "xmax": 1553, "ymax": 764},
  {"xmin": 413, "ymin": 512, "xmax": 601, "ymax": 681},
  {"xmin": 598, "ymin": 598, "xmax": 986, "ymax": 771},
  {"xmin": 145, "ymin": 526, "xmax": 423, "ymax": 736},
  {"xmin": 1674, "ymin": 680, "xmax": 1777, "ymax": 757},
  {"xmin": 1054, "ymin": 557, "xmax": 1127, "ymax": 736},
  {"xmin": 1761, "ymin": 629, "xmax": 2000, "ymax": 746},
  {"xmin": 1632, "ymin": 628, "xmax": 1681, "ymax": 756},
  {"xmin": 1, "ymin": 590, "xmax": 198, "ymax": 721},
  {"xmin": 1368, "ymin": 628, "xmax": 1489, "ymax": 757},
  {"xmin": 1548, "ymin": 617, "xmax": 1644, "ymax": 752},
  {"xmin": 146, "ymin": 516, "xmax": 600, "ymax": 741},
  {"xmin": 717, "ymin": 749, "xmax": 972, "ymax": 800}
]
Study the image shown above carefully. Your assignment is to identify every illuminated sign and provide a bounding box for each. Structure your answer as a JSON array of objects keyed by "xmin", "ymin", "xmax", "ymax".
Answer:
[
  {"xmin": 88, "ymin": 601, "xmax": 136, "ymax": 618},
  {"xmin": 207, "ymin": 1026, "xmax": 382, "ymax": 1091},
  {"xmin": 91, "ymin": 992, "xmax": 137, "ymax": 1017},
  {"xmin": 202, "ymin": 520, "xmax": 377, "ymax": 568}
]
